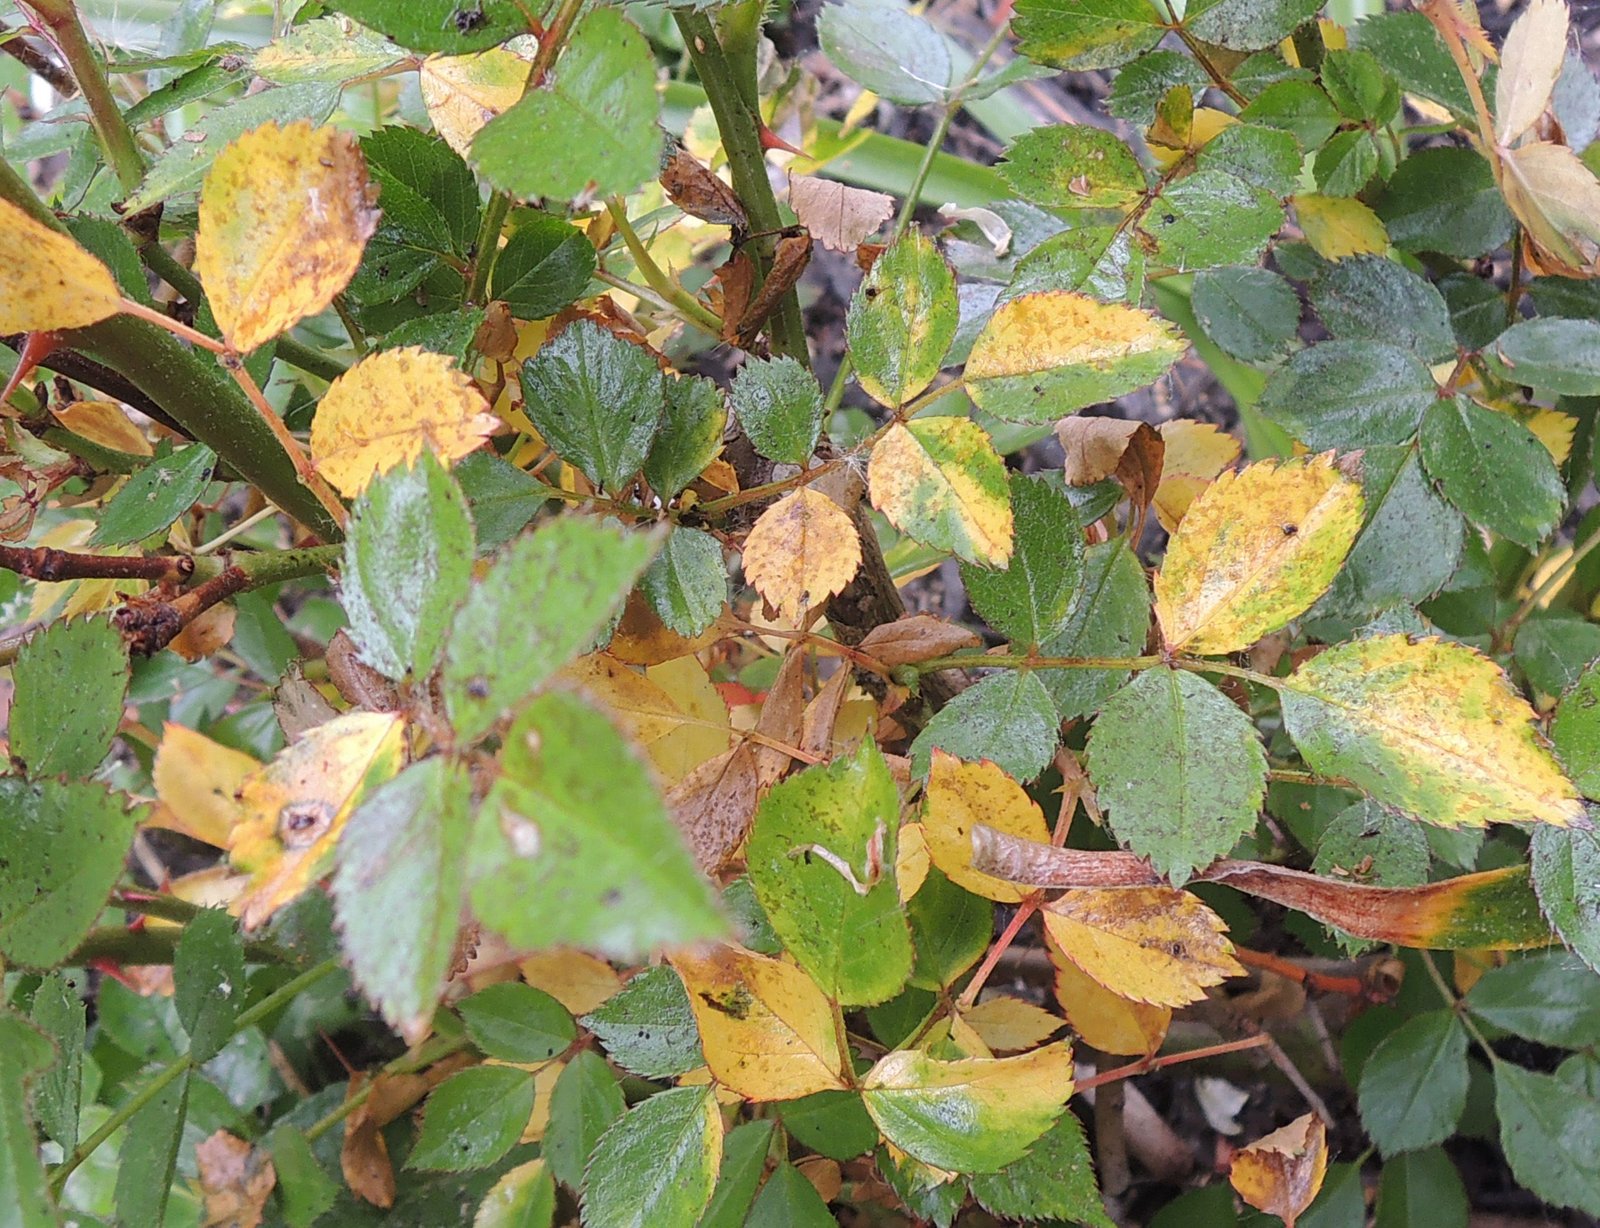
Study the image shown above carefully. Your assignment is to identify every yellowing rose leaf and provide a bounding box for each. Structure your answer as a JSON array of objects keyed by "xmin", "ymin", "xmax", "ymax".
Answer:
[
  {"xmin": 561, "ymin": 653, "xmax": 730, "ymax": 785},
  {"xmin": 923, "ymin": 751, "xmax": 1052, "ymax": 903},
  {"xmin": 1154, "ymin": 453, "xmax": 1364, "ymax": 655},
  {"xmin": 0, "ymin": 197, "xmax": 122, "ymax": 332},
  {"xmin": 149, "ymin": 724, "xmax": 261, "ymax": 848},
  {"xmin": 958, "ymin": 997, "xmax": 1065, "ymax": 1053},
  {"xmin": 1281, "ymin": 634, "xmax": 1585, "ymax": 829},
  {"xmin": 742, "ymin": 488, "xmax": 862, "ymax": 623},
  {"xmin": 419, "ymin": 49, "xmax": 533, "ymax": 157},
  {"xmin": 964, "ymin": 291, "xmax": 1186, "ymax": 423},
  {"xmin": 51, "ymin": 401, "xmax": 153, "ymax": 457},
  {"xmin": 861, "ymin": 1042, "xmax": 1074, "ymax": 1173},
  {"xmin": 1154, "ymin": 419, "xmax": 1241, "ymax": 533},
  {"xmin": 1049, "ymin": 945, "xmax": 1172, "ymax": 1056},
  {"xmin": 1229, "ymin": 1114, "xmax": 1328, "ymax": 1228},
  {"xmin": 195, "ymin": 120, "xmax": 379, "ymax": 353},
  {"xmin": 670, "ymin": 944, "xmax": 849, "ymax": 1101},
  {"xmin": 517, "ymin": 949, "xmax": 625, "ymax": 1016},
  {"xmin": 1494, "ymin": 0, "xmax": 1568, "ymax": 147},
  {"xmin": 1293, "ymin": 194, "xmax": 1389, "ymax": 260},
  {"xmin": 868, "ymin": 417, "xmax": 1013, "ymax": 566},
  {"xmin": 227, "ymin": 711, "xmax": 406, "ymax": 928},
  {"xmin": 1501, "ymin": 141, "xmax": 1600, "ymax": 271},
  {"xmin": 310, "ymin": 347, "xmax": 499, "ymax": 496},
  {"xmin": 1040, "ymin": 886, "xmax": 1242, "ymax": 1007}
]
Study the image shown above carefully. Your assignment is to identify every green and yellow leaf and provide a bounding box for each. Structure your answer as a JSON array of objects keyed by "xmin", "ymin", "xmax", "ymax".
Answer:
[{"xmin": 868, "ymin": 417, "xmax": 1012, "ymax": 566}]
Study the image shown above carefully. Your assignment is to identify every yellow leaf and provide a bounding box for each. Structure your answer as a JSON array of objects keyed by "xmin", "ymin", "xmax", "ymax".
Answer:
[
  {"xmin": 1154, "ymin": 419, "xmax": 1241, "ymax": 533},
  {"xmin": 896, "ymin": 820, "xmax": 931, "ymax": 900},
  {"xmin": 1495, "ymin": 0, "xmax": 1568, "ymax": 146},
  {"xmin": 1040, "ymin": 887, "xmax": 1242, "ymax": 1008},
  {"xmin": 670, "ymin": 944, "xmax": 850, "ymax": 1101},
  {"xmin": 562, "ymin": 653, "xmax": 730, "ymax": 784},
  {"xmin": 647, "ymin": 656, "xmax": 734, "ymax": 780},
  {"xmin": 1049, "ymin": 948, "xmax": 1171, "ymax": 1056},
  {"xmin": 520, "ymin": 1062, "xmax": 565, "ymax": 1142},
  {"xmin": 959, "ymin": 997, "xmax": 1065, "ymax": 1053},
  {"xmin": 1519, "ymin": 406, "xmax": 1577, "ymax": 465},
  {"xmin": 1294, "ymin": 194, "xmax": 1389, "ymax": 260},
  {"xmin": 1229, "ymin": 1114, "xmax": 1328, "ymax": 1228},
  {"xmin": 517, "ymin": 949, "xmax": 623, "ymax": 1015},
  {"xmin": 1154, "ymin": 453, "xmax": 1365, "ymax": 655},
  {"xmin": 868, "ymin": 418, "xmax": 1013, "ymax": 567},
  {"xmin": 742, "ymin": 488, "xmax": 863, "ymax": 623},
  {"xmin": 1501, "ymin": 141, "xmax": 1600, "ymax": 271},
  {"xmin": 309, "ymin": 347, "xmax": 499, "ymax": 496},
  {"xmin": 195, "ymin": 121, "xmax": 379, "ymax": 353},
  {"xmin": 51, "ymin": 401, "xmax": 153, "ymax": 457},
  {"xmin": 419, "ymin": 49, "xmax": 533, "ymax": 157},
  {"xmin": 150, "ymin": 723, "xmax": 261, "ymax": 848},
  {"xmin": 0, "ymin": 197, "xmax": 122, "ymax": 332},
  {"xmin": 227, "ymin": 711, "xmax": 406, "ymax": 929},
  {"xmin": 922, "ymin": 751, "xmax": 1051, "ymax": 904}
]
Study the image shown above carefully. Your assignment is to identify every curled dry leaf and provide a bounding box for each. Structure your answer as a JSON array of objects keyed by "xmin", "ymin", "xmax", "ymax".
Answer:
[
  {"xmin": 0, "ymin": 197, "xmax": 122, "ymax": 332},
  {"xmin": 419, "ymin": 48, "xmax": 533, "ymax": 156},
  {"xmin": 787, "ymin": 174, "xmax": 895, "ymax": 252},
  {"xmin": 196, "ymin": 1130, "xmax": 276, "ymax": 1228},
  {"xmin": 754, "ymin": 646, "xmax": 809, "ymax": 789},
  {"xmin": 1229, "ymin": 1113, "xmax": 1328, "ymax": 1228},
  {"xmin": 667, "ymin": 743, "xmax": 761, "ymax": 873},
  {"xmin": 309, "ymin": 347, "xmax": 499, "ymax": 497},
  {"xmin": 1494, "ymin": 0, "xmax": 1569, "ymax": 147},
  {"xmin": 857, "ymin": 613, "xmax": 981, "ymax": 668},
  {"xmin": 1056, "ymin": 418, "xmax": 1165, "ymax": 516},
  {"xmin": 195, "ymin": 120, "xmax": 379, "ymax": 354},
  {"xmin": 742, "ymin": 487, "xmax": 863, "ymax": 624},
  {"xmin": 661, "ymin": 144, "xmax": 748, "ymax": 230}
]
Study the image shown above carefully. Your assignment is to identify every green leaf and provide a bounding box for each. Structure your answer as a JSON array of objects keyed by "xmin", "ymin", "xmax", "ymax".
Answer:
[
  {"xmin": 342, "ymin": 452, "xmax": 474, "ymax": 682},
  {"xmin": 1322, "ymin": 48, "xmax": 1399, "ymax": 122},
  {"xmin": 847, "ymin": 230, "xmax": 959, "ymax": 409},
  {"xmin": 1514, "ymin": 614, "xmax": 1600, "ymax": 699},
  {"xmin": 729, "ymin": 356, "xmax": 823, "ymax": 465},
  {"xmin": 960, "ymin": 473, "xmax": 1084, "ymax": 647},
  {"xmin": 1140, "ymin": 169, "xmax": 1284, "ymax": 271},
  {"xmin": 907, "ymin": 866, "xmax": 992, "ymax": 991},
  {"xmin": 1312, "ymin": 798, "xmax": 1430, "ymax": 888},
  {"xmin": 10, "ymin": 616, "xmax": 129, "ymax": 778},
  {"xmin": 1495, "ymin": 1063, "xmax": 1600, "ymax": 1216},
  {"xmin": 1107, "ymin": 50, "xmax": 1209, "ymax": 126},
  {"xmin": 1438, "ymin": 271, "xmax": 1507, "ymax": 350},
  {"xmin": 409, "ymin": 1065, "xmax": 536, "ymax": 1172},
  {"xmin": 699, "ymin": 1120, "xmax": 776, "ymax": 1228},
  {"xmin": 90, "ymin": 443, "xmax": 215, "ymax": 547},
  {"xmin": 113, "ymin": 1067, "xmax": 191, "ymax": 1228},
  {"xmin": 1195, "ymin": 123, "xmax": 1303, "ymax": 197},
  {"xmin": 364, "ymin": 125, "xmax": 481, "ymax": 257},
  {"xmin": 646, "ymin": 375, "xmax": 727, "ymax": 499},
  {"xmin": 1532, "ymin": 825, "xmax": 1600, "ymax": 973},
  {"xmin": 378, "ymin": 308, "xmax": 487, "ymax": 365},
  {"xmin": 583, "ymin": 1086, "xmax": 723, "ymax": 1228},
  {"xmin": 1039, "ymin": 538, "xmax": 1150, "ymax": 721},
  {"xmin": 518, "ymin": 319, "xmax": 665, "ymax": 492},
  {"xmin": 0, "ymin": 778, "xmax": 139, "ymax": 968},
  {"xmin": 747, "ymin": 741, "xmax": 913, "ymax": 1005},
  {"xmin": 877, "ymin": 1143, "xmax": 966, "ymax": 1225},
  {"xmin": 1419, "ymin": 397, "xmax": 1564, "ymax": 549},
  {"xmin": 0, "ymin": 1013, "xmax": 54, "ymax": 1228},
  {"xmin": 641, "ymin": 526, "xmax": 726, "ymax": 636},
  {"xmin": 1375, "ymin": 147, "xmax": 1512, "ymax": 259},
  {"xmin": 253, "ymin": 13, "xmax": 405, "ymax": 84},
  {"xmin": 348, "ymin": 160, "xmax": 458, "ymax": 305},
  {"xmin": 1490, "ymin": 318, "xmax": 1600, "ymax": 396},
  {"xmin": 491, "ymin": 213, "xmax": 597, "ymax": 319},
  {"xmin": 1356, "ymin": 1011, "xmax": 1468, "ymax": 1156},
  {"xmin": 1006, "ymin": 225, "xmax": 1146, "ymax": 304},
  {"xmin": 1260, "ymin": 340, "xmax": 1438, "ymax": 449},
  {"xmin": 1191, "ymin": 265, "xmax": 1301, "ymax": 362},
  {"xmin": 1356, "ymin": 11, "xmax": 1476, "ymax": 121},
  {"xmin": 1311, "ymin": 255, "xmax": 1456, "ymax": 364},
  {"xmin": 1086, "ymin": 667, "xmax": 1268, "ymax": 885},
  {"xmin": 747, "ymin": 1162, "xmax": 836, "ymax": 1227},
  {"xmin": 458, "ymin": 983, "xmax": 575, "ymax": 1064},
  {"xmin": 476, "ymin": 1159, "xmax": 556, "ymax": 1228},
  {"xmin": 1312, "ymin": 446, "xmax": 1464, "ymax": 620},
  {"xmin": 1238, "ymin": 80, "xmax": 1341, "ymax": 151},
  {"xmin": 544, "ymin": 1050, "xmax": 624, "ymax": 1190},
  {"xmin": 1465, "ymin": 951, "xmax": 1600, "ymax": 1047},
  {"xmin": 817, "ymin": 0, "xmax": 953, "ymax": 104},
  {"xmin": 968, "ymin": 1109, "xmax": 1113, "ymax": 1227},
  {"xmin": 333, "ymin": 758, "xmax": 473, "ymax": 1041},
  {"xmin": 455, "ymin": 452, "xmax": 553, "ymax": 551},
  {"xmin": 1313, "ymin": 128, "xmax": 1379, "ymax": 197},
  {"xmin": 174, "ymin": 908, "xmax": 245, "ymax": 1063},
  {"xmin": 1374, "ymin": 1148, "xmax": 1468, "ymax": 1228},
  {"xmin": 325, "ymin": 0, "xmax": 536, "ymax": 53},
  {"xmin": 469, "ymin": 691, "xmax": 725, "ymax": 958},
  {"xmin": 28, "ymin": 974, "xmax": 83, "ymax": 1152},
  {"xmin": 780, "ymin": 1089, "xmax": 880, "ymax": 1160},
  {"xmin": 580, "ymin": 965, "xmax": 703, "ymax": 1079},
  {"xmin": 1013, "ymin": 0, "xmax": 1165, "ymax": 70},
  {"xmin": 1185, "ymin": 0, "xmax": 1325, "ymax": 51},
  {"xmin": 472, "ymin": 10, "xmax": 660, "ymax": 202},
  {"xmin": 1553, "ymin": 660, "xmax": 1600, "ymax": 801},
  {"xmin": 268, "ymin": 1125, "xmax": 340, "ymax": 1228},
  {"xmin": 443, "ymin": 516, "xmax": 661, "ymax": 742},
  {"xmin": 910, "ymin": 669, "xmax": 1060, "ymax": 783},
  {"xmin": 998, "ymin": 125, "xmax": 1146, "ymax": 209}
]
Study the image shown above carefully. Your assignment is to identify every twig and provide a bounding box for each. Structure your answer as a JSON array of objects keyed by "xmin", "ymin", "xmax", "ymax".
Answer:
[{"xmin": 1075, "ymin": 1033, "xmax": 1274, "ymax": 1092}]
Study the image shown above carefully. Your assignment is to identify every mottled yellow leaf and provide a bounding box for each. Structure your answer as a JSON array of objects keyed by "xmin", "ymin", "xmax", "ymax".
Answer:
[
  {"xmin": 51, "ymin": 401, "xmax": 153, "ymax": 457},
  {"xmin": 742, "ymin": 488, "xmax": 862, "ymax": 623},
  {"xmin": 1294, "ymin": 194, "xmax": 1389, "ymax": 260},
  {"xmin": 1154, "ymin": 419, "xmax": 1241, "ymax": 533},
  {"xmin": 227, "ymin": 711, "xmax": 406, "ymax": 929},
  {"xmin": 1040, "ymin": 887, "xmax": 1242, "ymax": 1008},
  {"xmin": 149, "ymin": 723, "xmax": 260, "ymax": 848},
  {"xmin": 670, "ymin": 943, "xmax": 849, "ymax": 1101},
  {"xmin": 517, "ymin": 949, "xmax": 623, "ymax": 1016},
  {"xmin": 923, "ymin": 751, "xmax": 1051, "ymax": 904},
  {"xmin": 419, "ymin": 49, "xmax": 533, "ymax": 157},
  {"xmin": 1229, "ymin": 1114, "xmax": 1328, "ymax": 1228},
  {"xmin": 868, "ymin": 418, "xmax": 1013, "ymax": 566},
  {"xmin": 959, "ymin": 997, "xmax": 1065, "ymax": 1053},
  {"xmin": 1049, "ymin": 947, "xmax": 1171, "ymax": 1055},
  {"xmin": 0, "ymin": 198, "xmax": 121, "ymax": 332},
  {"xmin": 1495, "ymin": 0, "xmax": 1568, "ymax": 146},
  {"xmin": 1154, "ymin": 453, "xmax": 1365, "ymax": 655},
  {"xmin": 195, "ymin": 120, "xmax": 379, "ymax": 353},
  {"xmin": 1281, "ymin": 634, "xmax": 1585, "ymax": 829},
  {"xmin": 310, "ymin": 347, "xmax": 499, "ymax": 496}
]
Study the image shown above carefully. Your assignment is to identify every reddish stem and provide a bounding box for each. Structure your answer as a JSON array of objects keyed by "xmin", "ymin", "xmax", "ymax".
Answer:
[
  {"xmin": 1076, "ymin": 1033, "xmax": 1274, "ymax": 1092},
  {"xmin": 0, "ymin": 543, "xmax": 192, "ymax": 584},
  {"xmin": 958, "ymin": 896, "xmax": 1041, "ymax": 1010}
]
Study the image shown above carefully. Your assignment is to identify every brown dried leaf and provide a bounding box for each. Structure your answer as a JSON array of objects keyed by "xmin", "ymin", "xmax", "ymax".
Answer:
[
  {"xmin": 273, "ymin": 661, "xmax": 339, "ymax": 741},
  {"xmin": 1229, "ymin": 1114, "xmax": 1328, "ymax": 1228},
  {"xmin": 858, "ymin": 614, "xmax": 981, "ymax": 667},
  {"xmin": 1055, "ymin": 418, "xmax": 1165, "ymax": 510},
  {"xmin": 473, "ymin": 300, "xmax": 518, "ymax": 363},
  {"xmin": 196, "ymin": 1130, "xmax": 276, "ymax": 1228},
  {"xmin": 799, "ymin": 664, "xmax": 854, "ymax": 760},
  {"xmin": 667, "ymin": 742, "xmax": 761, "ymax": 873},
  {"xmin": 754, "ymin": 647, "xmax": 808, "ymax": 789},
  {"xmin": 734, "ymin": 231, "xmax": 813, "ymax": 348},
  {"xmin": 714, "ymin": 250, "xmax": 757, "ymax": 346},
  {"xmin": 168, "ymin": 601, "xmax": 237, "ymax": 663},
  {"xmin": 661, "ymin": 145, "xmax": 748, "ymax": 230},
  {"xmin": 787, "ymin": 174, "xmax": 894, "ymax": 252}
]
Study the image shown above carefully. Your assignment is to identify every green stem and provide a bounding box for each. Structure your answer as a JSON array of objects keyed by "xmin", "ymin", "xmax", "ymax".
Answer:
[
  {"xmin": 190, "ymin": 543, "xmax": 342, "ymax": 587},
  {"xmin": 1419, "ymin": 950, "xmax": 1499, "ymax": 1065},
  {"xmin": 67, "ymin": 923, "xmax": 287, "ymax": 966},
  {"xmin": 467, "ymin": 191, "xmax": 513, "ymax": 305},
  {"xmin": 274, "ymin": 335, "xmax": 350, "ymax": 383},
  {"xmin": 906, "ymin": 650, "xmax": 1283, "ymax": 690},
  {"xmin": 1503, "ymin": 515, "xmax": 1600, "ymax": 640},
  {"xmin": 604, "ymin": 199, "xmax": 725, "ymax": 336}
]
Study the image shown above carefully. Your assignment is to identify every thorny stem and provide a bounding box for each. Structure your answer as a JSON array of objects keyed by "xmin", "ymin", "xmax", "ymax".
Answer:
[
  {"xmin": 1419, "ymin": 0, "xmax": 1498, "ymax": 162},
  {"xmin": 594, "ymin": 268, "xmax": 723, "ymax": 340},
  {"xmin": 1075, "ymin": 1034, "xmax": 1274, "ymax": 1093},
  {"xmin": 0, "ymin": 542, "xmax": 192, "ymax": 584}
]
